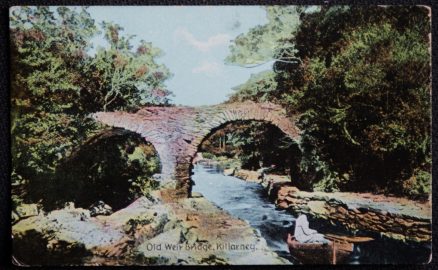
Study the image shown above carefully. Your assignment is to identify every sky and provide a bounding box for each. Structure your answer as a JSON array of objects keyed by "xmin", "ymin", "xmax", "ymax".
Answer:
[{"xmin": 87, "ymin": 6, "xmax": 273, "ymax": 106}]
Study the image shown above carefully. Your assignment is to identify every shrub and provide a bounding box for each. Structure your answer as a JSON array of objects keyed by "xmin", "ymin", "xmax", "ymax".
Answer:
[{"xmin": 402, "ymin": 169, "xmax": 431, "ymax": 199}]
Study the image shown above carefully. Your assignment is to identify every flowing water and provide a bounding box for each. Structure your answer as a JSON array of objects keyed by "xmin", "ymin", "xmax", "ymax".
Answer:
[
  {"xmin": 192, "ymin": 163, "xmax": 295, "ymax": 262},
  {"xmin": 192, "ymin": 164, "xmax": 431, "ymax": 265}
]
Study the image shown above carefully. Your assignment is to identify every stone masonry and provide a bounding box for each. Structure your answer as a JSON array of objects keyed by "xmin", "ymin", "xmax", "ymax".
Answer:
[
  {"xmin": 228, "ymin": 169, "xmax": 431, "ymax": 243},
  {"xmin": 92, "ymin": 101, "xmax": 300, "ymax": 198}
]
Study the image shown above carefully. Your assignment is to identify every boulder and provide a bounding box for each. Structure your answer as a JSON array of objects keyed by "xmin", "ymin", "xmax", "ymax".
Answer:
[
  {"xmin": 12, "ymin": 196, "xmax": 169, "ymax": 265},
  {"xmin": 14, "ymin": 203, "xmax": 40, "ymax": 219},
  {"xmin": 223, "ymin": 168, "xmax": 235, "ymax": 176},
  {"xmin": 191, "ymin": 192, "xmax": 204, "ymax": 198},
  {"xmin": 234, "ymin": 169, "xmax": 262, "ymax": 183},
  {"xmin": 89, "ymin": 201, "xmax": 113, "ymax": 217}
]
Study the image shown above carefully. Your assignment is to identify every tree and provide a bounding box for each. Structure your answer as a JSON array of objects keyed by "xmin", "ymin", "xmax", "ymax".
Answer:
[
  {"xmin": 10, "ymin": 6, "xmax": 173, "ymax": 207},
  {"xmin": 225, "ymin": 6, "xmax": 431, "ymax": 197},
  {"xmin": 11, "ymin": 6, "xmax": 99, "ymax": 182},
  {"xmin": 225, "ymin": 6, "xmax": 303, "ymax": 67},
  {"xmin": 200, "ymin": 121, "xmax": 298, "ymax": 173},
  {"xmin": 226, "ymin": 70, "xmax": 277, "ymax": 103},
  {"xmin": 80, "ymin": 22, "xmax": 173, "ymax": 112},
  {"xmin": 53, "ymin": 130, "xmax": 160, "ymax": 210},
  {"xmin": 294, "ymin": 6, "xmax": 431, "ymax": 195}
]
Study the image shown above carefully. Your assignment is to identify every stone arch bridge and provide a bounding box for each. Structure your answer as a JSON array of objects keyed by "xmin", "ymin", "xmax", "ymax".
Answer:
[{"xmin": 92, "ymin": 101, "xmax": 300, "ymax": 199}]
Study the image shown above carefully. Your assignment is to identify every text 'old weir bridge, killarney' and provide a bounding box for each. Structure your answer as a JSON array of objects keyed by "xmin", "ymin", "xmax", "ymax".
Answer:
[{"xmin": 92, "ymin": 101, "xmax": 300, "ymax": 199}]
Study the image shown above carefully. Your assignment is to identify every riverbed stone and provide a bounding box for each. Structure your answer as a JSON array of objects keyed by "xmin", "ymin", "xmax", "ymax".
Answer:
[
  {"xmin": 191, "ymin": 192, "xmax": 203, "ymax": 198},
  {"xmin": 13, "ymin": 190, "xmax": 288, "ymax": 266},
  {"xmin": 14, "ymin": 203, "xmax": 41, "ymax": 219},
  {"xmin": 234, "ymin": 169, "xmax": 262, "ymax": 183},
  {"xmin": 223, "ymin": 168, "xmax": 235, "ymax": 176}
]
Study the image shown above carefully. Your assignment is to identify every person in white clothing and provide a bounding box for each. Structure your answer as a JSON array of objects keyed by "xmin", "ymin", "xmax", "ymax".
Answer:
[{"xmin": 293, "ymin": 214, "xmax": 330, "ymax": 244}]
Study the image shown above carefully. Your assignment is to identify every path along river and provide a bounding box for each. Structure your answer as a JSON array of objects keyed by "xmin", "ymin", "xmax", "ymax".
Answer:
[{"xmin": 192, "ymin": 164, "xmax": 431, "ymax": 264}]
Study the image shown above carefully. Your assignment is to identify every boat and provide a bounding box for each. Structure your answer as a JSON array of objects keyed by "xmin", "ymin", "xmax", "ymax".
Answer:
[{"xmin": 287, "ymin": 233, "xmax": 357, "ymax": 264}]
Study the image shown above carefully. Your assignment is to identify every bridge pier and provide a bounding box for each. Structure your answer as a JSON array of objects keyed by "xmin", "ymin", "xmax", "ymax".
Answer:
[{"xmin": 92, "ymin": 101, "xmax": 300, "ymax": 200}]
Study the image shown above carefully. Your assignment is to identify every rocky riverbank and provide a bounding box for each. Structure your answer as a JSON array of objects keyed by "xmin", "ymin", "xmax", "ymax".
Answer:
[
  {"xmin": 227, "ymin": 168, "xmax": 432, "ymax": 243},
  {"xmin": 12, "ymin": 190, "xmax": 288, "ymax": 266}
]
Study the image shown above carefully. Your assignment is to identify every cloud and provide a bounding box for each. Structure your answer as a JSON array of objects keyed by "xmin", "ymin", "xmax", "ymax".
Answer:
[
  {"xmin": 192, "ymin": 61, "xmax": 222, "ymax": 76},
  {"xmin": 174, "ymin": 27, "xmax": 230, "ymax": 52}
]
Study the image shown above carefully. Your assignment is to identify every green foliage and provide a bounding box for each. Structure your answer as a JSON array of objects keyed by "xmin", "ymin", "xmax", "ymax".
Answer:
[
  {"xmin": 227, "ymin": 70, "xmax": 278, "ymax": 103},
  {"xmin": 226, "ymin": 6, "xmax": 431, "ymax": 197},
  {"xmin": 295, "ymin": 7, "xmax": 431, "ymax": 193},
  {"xmin": 200, "ymin": 121, "xmax": 299, "ymax": 174},
  {"xmin": 402, "ymin": 169, "xmax": 431, "ymax": 199},
  {"xmin": 401, "ymin": 155, "xmax": 431, "ymax": 199},
  {"xmin": 201, "ymin": 152, "xmax": 216, "ymax": 160},
  {"xmin": 82, "ymin": 22, "xmax": 173, "ymax": 112},
  {"xmin": 225, "ymin": 6, "xmax": 303, "ymax": 66},
  {"xmin": 10, "ymin": 6, "xmax": 172, "ymax": 207},
  {"xmin": 10, "ymin": 7, "xmax": 100, "ymax": 197},
  {"xmin": 50, "ymin": 132, "xmax": 160, "ymax": 210},
  {"xmin": 127, "ymin": 147, "xmax": 161, "ymax": 200}
]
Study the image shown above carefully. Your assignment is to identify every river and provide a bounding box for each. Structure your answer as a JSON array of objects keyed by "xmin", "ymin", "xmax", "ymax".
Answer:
[{"xmin": 192, "ymin": 164, "xmax": 431, "ymax": 264}]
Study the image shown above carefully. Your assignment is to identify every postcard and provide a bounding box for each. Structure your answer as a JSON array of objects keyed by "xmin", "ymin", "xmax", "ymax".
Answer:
[{"xmin": 10, "ymin": 5, "xmax": 432, "ymax": 265}]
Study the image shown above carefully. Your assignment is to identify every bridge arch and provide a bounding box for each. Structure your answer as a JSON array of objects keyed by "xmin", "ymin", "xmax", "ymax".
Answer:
[
  {"xmin": 92, "ymin": 101, "xmax": 300, "ymax": 199},
  {"xmin": 55, "ymin": 128, "xmax": 161, "ymax": 210},
  {"xmin": 191, "ymin": 118, "xmax": 298, "ymax": 165}
]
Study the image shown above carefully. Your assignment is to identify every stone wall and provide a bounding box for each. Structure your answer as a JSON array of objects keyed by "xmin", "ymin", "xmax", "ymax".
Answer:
[
  {"xmin": 275, "ymin": 185, "xmax": 431, "ymax": 243},
  {"xmin": 230, "ymin": 169, "xmax": 432, "ymax": 243}
]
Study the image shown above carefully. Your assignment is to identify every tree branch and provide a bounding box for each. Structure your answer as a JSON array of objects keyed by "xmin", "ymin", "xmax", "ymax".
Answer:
[{"xmin": 227, "ymin": 57, "xmax": 301, "ymax": 69}]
